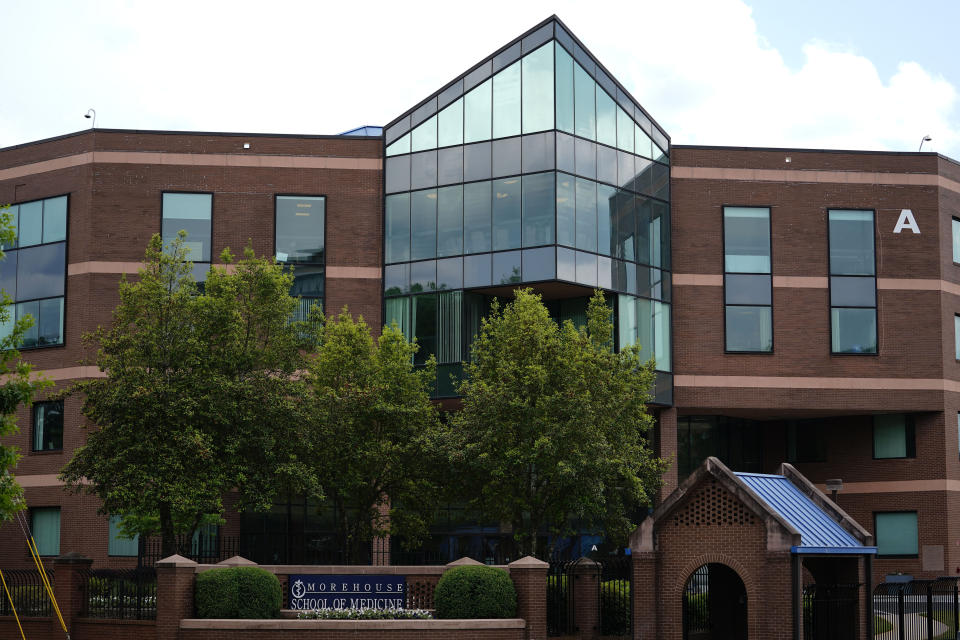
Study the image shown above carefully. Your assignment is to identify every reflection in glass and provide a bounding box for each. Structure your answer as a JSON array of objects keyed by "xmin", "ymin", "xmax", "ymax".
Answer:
[
  {"xmin": 522, "ymin": 172, "xmax": 555, "ymax": 247},
  {"xmin": 275, "ymin": 196, "xmax": 325, "ymax": 264},
  {"xmin": 38, "ymin": 298, "xmax": 63, "ymax": 347},
  {"xmin": 385, "ymin": 297, "xmax": 411, "ymax": 339},
  {"xmin": 17, "ymin": 243, "xmax": 65, "ymax": 299},
  {"xmin": 575, "ymin": 138, "xmax": 596, "ymax": 180},
  {"xmin": 0, "ymin": 251, "xmax": 16, "ymax": 300},
  {"xmin": 410, "ymin": 151, "xmax": 438, "ymax": 190},
  {"xmin": 464, "ymin": 182, "xmax": 492, "ymax": 254},
  {"xmin": 464, "ymin": 253, "xmax": 492, "ymax": 288},
  {"xmin": 438, "ymin": 291, "xmax": 462, "ymax": 364},
  {"xmin": 386, "ymin": 132, "xmax": 411, "ymax": 157},
  {"xmin": 830, "ymin": 276, "xmax": 876, "ymax": 307},
  {"xmin": 410, "ymin": 260, "xmax": 437, "ymax": 293},
  {"xmin": 522, "ymin": 132, "xmax": 555, "ymax": 173},
  {"xmin": 596, "ymin": 184, "xmax": 616, "ymax": 256},
  {"xmin": 596, "ymin": 86, "xmax": 616, "ymax": 147},
  {"xmin": 436, "ymin": 257, "xmax": 463, "ymax": 290},
  {"xmin": 384, "ymin": 263, "xmax": 409, "ymax": 297},
  {"xmin": 17, "ymin": 300, "xmax": 38, "ymax": 348},
  {"xmin": 597, "ymin": 145, "xmax": 617, "ymax": 185},
  {"xmin": 437, "ymin": 186, "xmax": 463, "ymax": 257},
  {"xmin": 385, "ymin": 156, "xmax": 411, "ymax": 193},
  {"xmin": 575, "ymin": 251, "xmax": 597, "ymax": 287},
  {"xmin": 493, "ymin": 251, "xmax": 522, "ymax": 285},
  {"xmin": 438, "ymin": 99, "xmax": 464, "ymax": 147},
  {"xmin": 385, "ymin": 193, "xmax": 410, "ymax": 263},
  {"xmin": 617, "ymin": 152, "xmax": 635, "ymax": 190},
  {"xmin": 634, "ymin": 124, "xmax": 652, "ymax": 159},
  {"xmin": 411, "ymin": 115, "xmax": 437, "ymax": 153},
  {"xmin": 410, "ymin": 189, "xmax": 437, "ymax": 261},
  {"xmin": 18, "ymin": 201, "xmax": 42, "ymax": 247},
  {"xmin": 831, "ymin": 308, "xmax": 877, "ymax": 354},
  {"xmin": 617, "ymin": 107, "xmax": 634, "ymax": 153},
  {"xmin": 829, "ymin": 210, "xmax": 874, "ymax": 275},
  {"xmin": 726, "ymin": 306, "xmax": 772, "ymax": 352},
  {"xmin": 556, "ymin": 174, "xmax": 575, "ymax": 248},
  {"xmin": 492, "ymin": 177, "xmax": 521, "ymax": 251},
  {"xmin": 725, "ymin": 274, "xmax": 772, "ymax": 306},
  {"xmin": 575, "ymin": 178, "xmax": 597, "ymax": 252},
  {"xmin": 556, "ymin": 132, "xmax": 575, "ymax": 174},
  {"xmin": 464, "ymin": 78, "xmax": 492, "ymax": 143},
  {"xmin": 555, "ymin": 42, "xmax": 575, "ymax": 134},
  {"xmin": 521, "ymin": 43, "xmax": 553, "ymax": 133},
  {"xmin": 492, "ymin": 138, "xmax": 521, "ymax": 178},
  {"xmin": 42, "ymin": 197, "xmax": 67, "ymax": 244},
  {"xmin": 557, "ymin": 247, "xmax": 576, "ymax": 281},
  {"xmin": 162, "ymin": 193, "xmax": 212, "ymax": 262},
  {"xmin": 493, "ymin": 61, "xmax": 521, "ymax": 139},
  {"xmin": 598, "ymin": 255, "xmax": 612, "ymax": 289},
  {"xmin": 522, "ymin": 247, "xmax": 555, "ymax": 281},
  {"xmin": 574, "ymin": 62, "xmax": 596, "ymax": 140},
  {"xmin": 724, "ymin": 207, "xmax": 770, "ymax": 273}
]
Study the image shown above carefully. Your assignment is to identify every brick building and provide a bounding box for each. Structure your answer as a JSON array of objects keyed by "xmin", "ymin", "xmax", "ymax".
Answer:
[{"xmin": 0, "ymin": 14, "xmax": 957, "ymax": 594}]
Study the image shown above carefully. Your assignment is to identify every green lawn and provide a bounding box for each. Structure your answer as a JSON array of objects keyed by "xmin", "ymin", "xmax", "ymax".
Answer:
[
  {"xmin": 874, "ymin": 616, "xmax": 892, "ymax": 636},
  {"xmin": 920, "ymin": 610, "xmax": 957, "ymax": 640}
]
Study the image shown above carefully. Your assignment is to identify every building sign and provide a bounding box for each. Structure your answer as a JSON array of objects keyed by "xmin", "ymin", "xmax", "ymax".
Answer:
[
  {"xmin": 288, "ymin": 574, "xmax": 406, "ymax": 610},
  {"xmin": 893, "ymin": 209, "xmax": 920, "ymax": 234}
]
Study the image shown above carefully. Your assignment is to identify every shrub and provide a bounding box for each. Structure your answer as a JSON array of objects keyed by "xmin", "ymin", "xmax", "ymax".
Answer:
[
  {"xmin": 434, "ymin": 565, "xmax": 516, "ymax": 619},
  {"xmin": 600, "ymin": 579, "xmax": 631, "ymax": 635},
  {"xmin": 195, "ymin": 566, "xmax": 281, "ymax": 619}
]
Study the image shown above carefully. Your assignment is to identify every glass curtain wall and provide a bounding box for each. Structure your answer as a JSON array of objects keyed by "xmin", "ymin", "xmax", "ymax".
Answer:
[{"xmin": 384, "ymin": 24, "xmax": 671, "ymax": 397}]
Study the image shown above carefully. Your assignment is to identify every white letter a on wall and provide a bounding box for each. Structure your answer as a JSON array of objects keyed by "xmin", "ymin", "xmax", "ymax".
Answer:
[{"xmin": 893, "ymin": 209, "xmax": 920, "ymax": 234}]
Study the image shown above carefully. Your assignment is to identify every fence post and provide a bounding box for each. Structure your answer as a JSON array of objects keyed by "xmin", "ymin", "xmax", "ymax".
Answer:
[
  {"xmin": 52, "ymin": 552, "xmax": 92, "ymax": 639},
  {"xmin": 897, "ymin": 585, "xmax": 905, "ymax": 640},
  {"xmin": 508, "ymin": 556, "xmax": 548, "ymax": 640},
  {"xmin": 927, "ymin": 582, "xmax": 935, "ymax": 640},
  {"xmin": 156, "ymin": 554, "xmax": 198, "ymax": 640},
  {"xmin": 571, "ymin": 556, "xmax": 601, "ymax": 640}
]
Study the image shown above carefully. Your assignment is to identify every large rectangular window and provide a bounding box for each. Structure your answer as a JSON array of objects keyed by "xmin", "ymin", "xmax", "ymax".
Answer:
[
  {"xmin": 873, "ymin": 414, "xmax": 915, "ymax": 459},
  {"xmin": 31, "ymin": 507, "xmax": 60, "ymax": 556},
  {"xmin": 955, "ymin": 315, "xmax": 960, "ymax": 360},
  {"xmin": 723, "ymin": 207, "xmax": 772, "ymax": 352},
  {"xmin": 829, "ymin": 210, "xmax": 876, "ymax": 354},
  {"xmin": 108, "ymin": 516, "xmax": 140, "ymax": 556},
  {"xmin": 1, "ymin": 195, "xmax": 68, "ymax": 348},
  {"xmin": 162, "ymin": 193, "xmax": 212, "ymax": 264},
  {"xmin": 874, "ymin": 512, "xmax": 918, "ymax": 556},
  {"xmin": 33, "ymin": 401, "xmax": 63, "ymax": 451},
  {"xmin": 276, "ymin": 196, "xmax": 325, "ymax": 322},
  {"xmin": 953, "ymin": 218, "xmax": 960, "ymax": 264},
  {"xmin": 786, "ymin": 421, "xmax": 826, "ymax": 463}
]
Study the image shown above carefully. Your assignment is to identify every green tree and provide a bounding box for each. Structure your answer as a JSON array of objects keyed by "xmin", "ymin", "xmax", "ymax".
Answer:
[
  {"xmin": 60, "ymin": 233, "xmax": 317, "ymax": 557},
  {"xmin": 451, "ymin": 288, "xmax": 666, "ymax": 557},
  {"xmin": 0, "ymin": 204, "xmax": 52, "ymax": 522},
  {"xmin": 302, "ymin": 309, "xmax": 443, "ymax": 564}
]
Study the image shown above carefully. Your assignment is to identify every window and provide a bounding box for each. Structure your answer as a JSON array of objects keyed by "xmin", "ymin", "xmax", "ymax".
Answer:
[
  {"xmin": 874, "ymin": 512, "xmax": 918, "ymax": 556},
  {"xmin": 723, "ymin": 207, "xmax": 772, "ymax": 352},
  {"xmin": 276, "ymin": 196, "xmax": 325, "ymax": 322},
  {"xmin": 108, "ymin": 516, "xmax": 139, "ymax": 556},
  {"xmin": 31, "ymin": 507, "xmax": 60, "ymax": 556},
  {"xmin": 786, "ymin": 421, "xmax": 826, "ymax": 462},
  {"xmin": 0, "ymin": 195, "xmax": 67, "ymax": 348},
  {"xmin": 955, "ymin": 315, "xmax": 960, "ymax": 360},
  {"xmin": 873, "ymin": 414, "xmax": 915, "ymax": 459},
  {"xmin": 829, "ymin": 210, "xmax": 876, "ymax": 354},
  {"xmin": 32, "ymin": 401, "xmax": 63, "ymax": 451},
  {"xmin": 162, "ymin": 193, "xmax": 212, "ymax": 283},
  {"xmin": 953, "ymin": 218, "xmax": 960, "ymax": 263}
]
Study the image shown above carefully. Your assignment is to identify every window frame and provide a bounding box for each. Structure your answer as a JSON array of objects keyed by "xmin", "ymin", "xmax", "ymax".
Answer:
[
  {"xmin": 872, "ymin": 414, "xmax": 916, "ymax": 460},
  {"xmin": 273, "ymin": 194, "xmax": 327, "ymax": 322},
  {"xmin": 31, "ymin": 399, "xmax": 64, "ymax": 453},
  {"xmin": 827, "ymin": 208, "xmax": 878, "ymax": 356},
  {"xmin": 160, "ymin": 190, "xmax": 214, "ymax": 271},
  {"xmin": 722, "ymin": 205, "xmax": 774, "ymax": 354},
  {"xmin": 3, "ymin": 194, "xmax": 70, "ymax": 351},
  {"xmin": 873, "ymin": 511, "xmax": 919, "ymax": 558},
  {"xmin": 952, "ymin": 217, "xmax": 960, "ymax": 265}
]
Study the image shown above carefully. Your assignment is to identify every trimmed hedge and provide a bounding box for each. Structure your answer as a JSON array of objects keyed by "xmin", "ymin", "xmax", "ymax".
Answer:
[
  {"xmin": 434, "ymin": 565, "xmax": 517, "ymax": 619},
  {"xmin": 195, "ymin": 566, "xmax": 281, "ymax": 619}
]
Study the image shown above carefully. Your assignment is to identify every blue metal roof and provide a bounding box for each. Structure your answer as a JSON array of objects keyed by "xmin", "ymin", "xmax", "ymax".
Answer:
[
  {"xmin": 339, "ymin": 125, "xmax": 383, "ymax": 136},
  {"xmin": 735, "ymin": 472, "xmax": 877, "ymax": 555}
]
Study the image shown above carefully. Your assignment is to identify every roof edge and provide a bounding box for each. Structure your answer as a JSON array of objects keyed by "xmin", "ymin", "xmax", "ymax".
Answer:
[
  {"xmin": 672, "ymin": 143, "xmax": 958, "ymax": 166},
  {"xmin": 777, "ymin": 462, "xmax": 874, "ymax": 546}
]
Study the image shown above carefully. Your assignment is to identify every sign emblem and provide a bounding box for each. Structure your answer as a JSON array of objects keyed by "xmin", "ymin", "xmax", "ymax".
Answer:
[
  {"xmin": 291, "ymin": 579, "xmax": 306, "ymax": 599},
  {"xmin": 893, "ymin": 209, "xmax": 920, "ymax": 234}
]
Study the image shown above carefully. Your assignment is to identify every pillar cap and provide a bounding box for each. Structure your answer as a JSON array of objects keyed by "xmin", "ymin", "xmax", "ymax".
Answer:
[
  {"xmin": 446, "ymin": 557, "xmax": 484, "ymax": 566},
  {"xmin": 571, "ymin": 556, "xmax": 601, "ymax": 568},
  {"xmin": 507, "ymin": 556, "xmax": 549, "ymax": 568},
  {"xmin": 216, "ymin": 555, "xmax": 257, "ymax": 566},
  {"xmin": 157, "ymin": 554, "xmax": 199, "ymax": 568},
  {"xmin": 53, "ymin": 552, "xmax": 93, "ymax": 565}
]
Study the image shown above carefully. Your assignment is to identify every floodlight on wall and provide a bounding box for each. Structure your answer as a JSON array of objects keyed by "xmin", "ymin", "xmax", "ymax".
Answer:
[
  {"xmin": 243, "ymin": 143, "xmax": 251, "ymax": 149},
  {"xmin": 919, "ymin": 135, "xmax": 932, "ymax": 151},
  {"xmin": 825, "ymin": 478, "xmax": 843, "ymax": 502},
  {"xmin": 84, "ymin": 109, "xmax": 96, "ymax": 128}
]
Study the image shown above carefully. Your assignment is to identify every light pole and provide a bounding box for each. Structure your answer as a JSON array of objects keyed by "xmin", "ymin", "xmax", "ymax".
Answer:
[
  {"xmin": 84, "ymin": 109, "xmax": 96, "ymax": 128},
  {"xmin": 918, "ymin": 135, "xmax": 932, "ymax": 151}
]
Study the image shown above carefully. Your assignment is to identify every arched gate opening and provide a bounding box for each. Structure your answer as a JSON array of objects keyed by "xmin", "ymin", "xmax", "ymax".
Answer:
[{"xmin": 682, "ymin": 563, "xmax": 747, "ymax": 640}]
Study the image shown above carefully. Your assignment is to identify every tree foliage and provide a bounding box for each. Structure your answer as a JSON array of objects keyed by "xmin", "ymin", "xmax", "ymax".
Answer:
[
  {"xmin": 60, "ymin": 233, "xmax": 317, "ymax": 556},
  {"xmin": 301, "ymin": 309, "xmax": 443, "ymax": 563},
  {"xmin": 451, "ymin": 288, "xmax": 666, "ymax": 557},
  {"xmin": 0, "ymin": 204, "xmax": 51, "ymax": 522}
]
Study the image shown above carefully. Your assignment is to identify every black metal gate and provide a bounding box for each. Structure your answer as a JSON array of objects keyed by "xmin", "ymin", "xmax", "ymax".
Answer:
[
  {"xmin": 802, "ymin": 583, "xmax": 860, "ymax": 640},
  {"xmin": 547, "ymin": 560, "xmax": 575, "ymax": 636},
  {"xmin": 599, "ymin": 556, "xmax": 633, "ymax": 636},
  {"xmin": 873, "ymin": 577, "xmax": 960, "ymax": 640},
  {"xmin": 682, "ymin": 563, "xmax": 747, "ymax": 640}
]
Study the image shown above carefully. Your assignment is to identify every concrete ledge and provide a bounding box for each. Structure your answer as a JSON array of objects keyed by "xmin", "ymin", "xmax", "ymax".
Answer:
[
  {"xmin": 181, "ymin": 618, "xmax": 526, "ymax": 630},
  {"xmin": 195, "ymin": 564, "xmax": 450, "ymax": 575}
]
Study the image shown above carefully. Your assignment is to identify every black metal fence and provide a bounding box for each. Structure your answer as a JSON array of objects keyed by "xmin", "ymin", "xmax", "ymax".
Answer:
[
  {"xmin": 82, "ymin": 567, "xmax": 157, "ymax": 620},
  {"xmin": 0, "ymin": 569, "xmax": 51, "ymax": 617},
  {"xmin": 138, "ymin": 531, "xmax": 240, "ymax": 567},
  {"xmin": 599, "ymin": 556, "xmax": 632, "ymax": 636},
  {"xmin": 547, "ymin": 560, "xmax": 575, "ymax": 636},
  {"xmin": 873, "ymin": 577, "xmax": 959, "ymax": 640},
  {"xmin": 683, "ymin": 565, "xmax": 709, "ymax": 638},
  {"xmin": 802, "ymin": 583, "xmax": 860, "ymax": 640}
]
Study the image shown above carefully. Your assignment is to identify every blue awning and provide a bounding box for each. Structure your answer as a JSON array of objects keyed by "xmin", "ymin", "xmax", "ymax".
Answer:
[{"xmin": 735, "ymin": 472, "xmax": 877, "ymax": 555}]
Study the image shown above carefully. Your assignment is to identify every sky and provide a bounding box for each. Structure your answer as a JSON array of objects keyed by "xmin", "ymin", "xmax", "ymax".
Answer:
[{"xmin": 1, "ymin": 0, "xmax": 958, "ymax": 158}]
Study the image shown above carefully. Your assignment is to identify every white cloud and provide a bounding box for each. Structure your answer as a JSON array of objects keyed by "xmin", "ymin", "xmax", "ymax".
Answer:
[{"xmin": 1, "ymin": 0, "xmax": 957, "ymax": 158}]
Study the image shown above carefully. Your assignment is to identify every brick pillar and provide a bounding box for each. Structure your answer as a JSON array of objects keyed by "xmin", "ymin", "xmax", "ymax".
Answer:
[
  {"xmin": 507, "ymin": 556, "xmax": 548, "ymax": 640},
  {"xmin": 156, "ymin": 554, "xmax": 198, "ymax": 640},
  {"xmin": 571, "ymin": 557, "xmax": 601, "ymax": 640},
  {"xmin": 632, "ymin": 552, "xmax": 657, "ymax": 640},
  {"xmin": 52, "ymin": 552, "xmax": 92, "ymax": 639},
  {"xmin": 657, "ymin": 407, "xmax": 679, "ymax": 504}
]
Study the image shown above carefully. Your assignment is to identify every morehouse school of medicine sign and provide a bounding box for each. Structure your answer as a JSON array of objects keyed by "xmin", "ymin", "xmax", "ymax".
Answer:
[{"xmin": 288, "ymin": 574, "xmax": 406, "ymax": 610}]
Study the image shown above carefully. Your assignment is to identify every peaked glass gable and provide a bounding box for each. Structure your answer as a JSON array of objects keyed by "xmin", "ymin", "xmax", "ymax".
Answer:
[{"xmin": 383, "ymin": 17, "xmax": 671, "ymax": 403}]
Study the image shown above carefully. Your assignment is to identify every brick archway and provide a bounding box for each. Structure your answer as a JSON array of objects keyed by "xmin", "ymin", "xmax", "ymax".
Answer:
[{"xmin": 673, "ymin": 553, "xmax": 757, "ymax": 602}]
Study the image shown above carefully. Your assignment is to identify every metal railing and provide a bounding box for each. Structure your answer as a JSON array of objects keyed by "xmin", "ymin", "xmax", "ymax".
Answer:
[
  {"xmin": 683, "ymin": 565, "xmax": 709, "ymax": 637},
  {"xmin": 599, "ymin": 556, "xmax": 632, "ymax": 636},
  {"xmin": 82, "ymin": 567, "xmax": 157, "ymax": 620},
  {"xmin": 873, "ymin": 577, "xmax": 959, "ymax": 640},
  {"xmin": 547, "ymin": 560, "xmax": 575, "ymax": 636},
  {"xmin": 138, "ymin": 532, "xmax": 239, "ymax": 567},
  {"xmin": 0, "ymin": 569, "xmax": 51, "ymax": 617},
  {"xmin": 802, "ymin": 583, "xmax": 860, "ymax": 640}
]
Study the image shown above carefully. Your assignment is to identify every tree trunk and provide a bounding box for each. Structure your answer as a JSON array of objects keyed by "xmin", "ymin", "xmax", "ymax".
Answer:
[{"xmin": 159, "ymin": 502, "xmax": 178, "ymax": 558}]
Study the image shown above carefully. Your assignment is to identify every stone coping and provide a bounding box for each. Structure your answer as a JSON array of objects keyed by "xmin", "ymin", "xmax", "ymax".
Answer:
[
  {"xmin": 194, "ymin": 564, "xmax": 508, "ymax": 574},
  {"xmin": 181, "ymin": 618, "xmax": 525, "ymax": 630}
]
